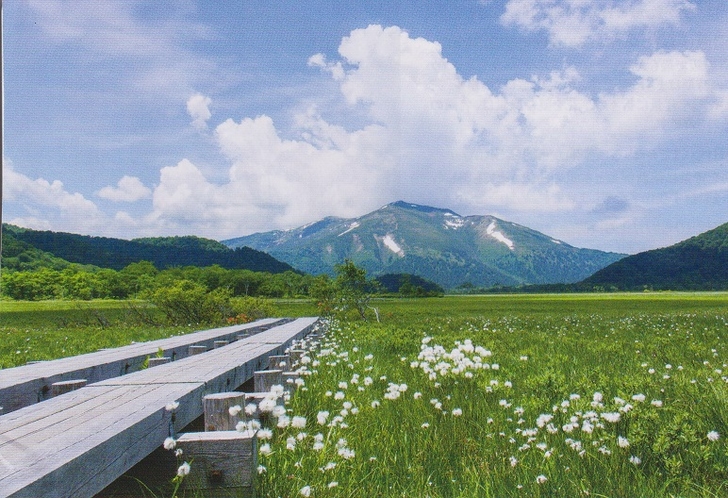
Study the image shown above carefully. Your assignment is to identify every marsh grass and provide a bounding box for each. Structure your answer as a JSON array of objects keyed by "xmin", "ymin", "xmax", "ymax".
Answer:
[
  {"xmin": 3, "ymin": 294, "xmax": 727, "ymax": 496},
  {"xmin": 253, "ymin": 294, "xmax": 728, "ymax": 497}
]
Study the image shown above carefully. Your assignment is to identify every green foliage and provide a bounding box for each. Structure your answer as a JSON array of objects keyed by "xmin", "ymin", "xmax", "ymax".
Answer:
[
  {"xmin": 228, "ymin": 296, "xmax": 276, "ymax": 323},
  {"xmin": 2, "ymin": 223, "xmax": 295, "ymax": 273},
  {"xmin": 584, "ymin": 222, "xmax": 728, "ymax": 291},
  {"xmin": 148, "ymin": 280, "xmax": 234, "ymax": 326},
  {"xmin": 375, "ymin": 273, "xmax": 444, "ymax": 296},
  {"xmin": 333, "ymin": 260, "xmax": 378, "ymax": 321}
]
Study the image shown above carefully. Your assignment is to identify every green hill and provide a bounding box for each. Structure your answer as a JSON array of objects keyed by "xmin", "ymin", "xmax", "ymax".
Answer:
[
  {"xmin": 582, "ymin": 222, "xmax": 728, "ymax": 291},
  {"xmin": 1, "ymin": 224, "xmax": 295, "ymax": 273}
]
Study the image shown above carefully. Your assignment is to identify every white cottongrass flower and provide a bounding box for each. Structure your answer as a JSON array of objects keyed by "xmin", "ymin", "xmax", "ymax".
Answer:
[
  {"xmin": 163, "ymin": 437, "xmax": 176, "ymax": 450},
  {"xmin": 328, "ymin": 481, "xmax": 339, "ymax": 488},
  {"xmin": 708, "ymin": 431, "xmax": 720, "ymax": 442},
  {"xmin": 300, "ymin": 485, "xmax": 312, "ymax": 497},
  {"xmin": 632, "ymin": 393, "xmax": 646, "ymax": 402},
  {"xmin": 286, "ymin": 437, "xmax": 296, "ymax": 451},
  {"xmin": 166, "ymin": 401, "xmax": 180, "ymax": 412},
  {"xmin": 536, "ymin": 474, "xmax": 547, "ymax": 484},
  {"xmin": 421, "ymin": 422, "xmax": 430, "ymax": 429},
  {"xmin": 245, "ymin": 403, "xmax": 258, "ymax": 416},
  {"xmin": 258, "ymin": 397, "xmax": 277, "ymax": 413},
  {"xmin": 259, "ymin": 443, "xmax": 272, "ymax": 456},
  {"xmin": 509, "ymin": 456, "xmax": 518, "ymax": 467},
  {"xmin": 651, "ymin": 399, "xmax": 663, "ymax": 408},
  {"xmin": 257, "ymin": 465, "xmax": 267, "ymax": 474},
  {"xmin": 452, "ymin": 408, "xmax": 463, "ymax": 417},
  {"xmin": 177, "ymin": 462, "xmax": 191, "ymax": 477},
  {"xmin": 618, "ymin": 436, "xmax": 630, "ymax": 448},
  {"xmin": 630, "ymin": 455, "xmax": 642, "ymax": 465},
  {"xmin": 257, "ymin": 428, "xmax": 273, "ymax": 440},
  {"xmin": 601, "ymin": 412, "xmax": 621, "ymax": 423},
  {"xmin": 317, "ymin": 411, "xmax": 330, "ymax": 425},
  {"xmin": 228, "ymin": 405, "xmax": 242, "ymax": 417},
  {"xmin": 292, "ymin": 416, "xmax": 307, "ymax": 429},
  {"xmin": 277, "ymin": 415, "xmax": 291, "ymax": 428}
]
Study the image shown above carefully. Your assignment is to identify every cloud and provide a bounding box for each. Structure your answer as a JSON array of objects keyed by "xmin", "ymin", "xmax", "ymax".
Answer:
[
  {"xmin": 501, "ymin": 0, "xmax": 695, "ymax": 47},
  {"xmin": 3, "ymin": 159, "xmax": 106, "ymax": 232},
  {"xmin": 97, "ymin": 176, "xmax": 152, "ymax": 202},
  {"xmin": 186, "ymin": 94, "xmax": 213, "ymax": 130},
  {"xmin": 139, "ymin": 25, "xmax": 726, "ymax": 238},
  {"xmin": 24, "ymin": 0, "xmax": 218, "ymax": 100}
]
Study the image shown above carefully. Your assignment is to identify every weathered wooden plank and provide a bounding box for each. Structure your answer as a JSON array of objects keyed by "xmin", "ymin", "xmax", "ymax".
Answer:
[
  {"xmin": 0, "ymin": 317, "xmax": 319, "ymax": 498},
  {"xmin": 0, "ymin": 382, "xmax": 204, "ymax": 498},
  {"xmin": 0, "ymin": 318, "xmax": 285, "ymax": 413}
]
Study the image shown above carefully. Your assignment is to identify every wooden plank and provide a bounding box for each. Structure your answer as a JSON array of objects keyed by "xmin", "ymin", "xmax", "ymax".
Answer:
[
  {"xmin": 0, "ymin": 383, "xmax": 204, "ymax": 498},
  {"xmin": 0, "ymin": 317, "xmax": 319, "ymax": 498},
  {"xmin": 0, "ymin": 318, "xmax": 285, "ymax": 413}
]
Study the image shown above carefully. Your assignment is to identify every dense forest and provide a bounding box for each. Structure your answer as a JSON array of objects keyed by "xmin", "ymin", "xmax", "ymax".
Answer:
[
  {"xmin": 2, "ymin": 224, "xmax": 294, "ymax": 273},
  {"xmin": 0, "ymin": 225, "xmax": 442, "ymax": 301}
]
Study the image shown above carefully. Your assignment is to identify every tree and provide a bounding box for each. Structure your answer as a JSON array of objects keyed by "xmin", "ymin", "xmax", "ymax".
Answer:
[{"xmin": 333, "ymin": 260, "xmax": 378, "ymax": 321}]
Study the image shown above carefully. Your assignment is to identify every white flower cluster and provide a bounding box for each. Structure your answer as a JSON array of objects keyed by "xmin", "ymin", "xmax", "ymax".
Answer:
[{"xmin": 414, "ymin": 337, "xmax": 495, "ymax": 381}]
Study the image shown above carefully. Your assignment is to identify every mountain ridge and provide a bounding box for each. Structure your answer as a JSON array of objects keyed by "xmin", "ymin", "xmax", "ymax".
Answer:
[{"xmin": 223, "ymin": 201, "xmax": 626, "ymax": 288}]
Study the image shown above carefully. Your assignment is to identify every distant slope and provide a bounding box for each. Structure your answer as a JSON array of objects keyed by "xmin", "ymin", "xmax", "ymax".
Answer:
[
  {"xmin": 582, "ymin": 222, "xmax": 728, "ymax": 290},
  {"xmin": 223, "ymin": 201, "xmax": 625, "ymax": 289},
  {"xmin": 2, "ymin": 224, "xmax": 296, "ymax": 273}
]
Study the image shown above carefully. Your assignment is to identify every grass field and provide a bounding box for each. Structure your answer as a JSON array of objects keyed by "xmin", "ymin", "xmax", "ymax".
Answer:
[
  {"xmin": 2, "ymin": 293, "xmax": 727, "ymax": 496},
  {"xmin": 257, "ymin": 293, "xmax": 728, "ymax": 497}
]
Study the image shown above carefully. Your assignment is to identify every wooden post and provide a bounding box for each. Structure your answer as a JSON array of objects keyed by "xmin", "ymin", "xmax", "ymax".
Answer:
[
  {"xmin": 282, "ymin": 372, "xmax": 301, "ymax": 392},
  {"xmin": 189, "ymin": 345, "xmax": 207, "ymax": 356},
  {"xmin": 51, "ymin": 379, "xmax": 87, "ymax": 396},
  {"xmin": 254, "ymin": 369, "xmax": 283, "ymax": 393},
  {"xmin": 204, "ymin": 392, "xmax": 246, "ymax": 431},
  {"xmin": 288, "ymin": 349, "xmax": 306, "ymax": 366},
  {"xmin": 176, "ymin": 430, "xmax": 257, "ymax": 497},
  {"xmin": 267, "ymin": 354, "xmax": 290, "ymax": 372},
  {"xmin": 214, "ymin": 340, "xmax": 229, "ymax": 349},
  {"xmin": 148, "ymin": 357, "xmax": 171, "ymax": 367}
]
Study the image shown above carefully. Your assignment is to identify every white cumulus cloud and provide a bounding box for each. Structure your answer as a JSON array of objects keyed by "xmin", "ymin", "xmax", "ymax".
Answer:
[
  {"xmin": 186, "ymin": 93, "xmax": 213, "ymax": 130},
  {"xmin": 97, "ymin": 175, "xmax": 152, "ymax": 202},
  {"xmin": 3, "ymin": 159, "xmax": 106, "ymax": 232},
  {"xmin": 501, "ymin": 0, "xmax": 695, "ymax": 47},
  {"xmin": 142, "ymin": 25, "xmax": 726, "ymax": 238}
]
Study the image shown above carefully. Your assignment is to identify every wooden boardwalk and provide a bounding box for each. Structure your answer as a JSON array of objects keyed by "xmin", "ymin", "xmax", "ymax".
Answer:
[
  {"xmin": 0, "ymin": 318, "xmax": 286, "ymax": 414},
  {"xmin": 0, "ymin": 317, "xmax": 319, "ymax": 498}
]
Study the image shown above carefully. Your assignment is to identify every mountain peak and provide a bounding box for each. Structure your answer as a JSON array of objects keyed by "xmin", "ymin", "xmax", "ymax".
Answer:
[
  {"xmin": 386, "ymin": 201, "xmax": 461, "ymax": 217},
  {"xmin": 223, "ymin": 202, "xmax": 625, "ymax": 288}
]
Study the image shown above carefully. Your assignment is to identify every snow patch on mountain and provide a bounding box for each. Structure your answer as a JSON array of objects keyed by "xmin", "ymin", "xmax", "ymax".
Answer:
[
  {"xmin": 382, "ymin": 234, "xmax": 404, "ymax": 256},
  {"xmin": 443, "ymin": 213, "xmax": 465, "ymax": 230},
  {"xmin": 487, "ymin": 221, "xmax": 515, "ymax": 250},
  {"xmin": 338, "ymin": 221, "xmax": 360, "ymax": 237}
]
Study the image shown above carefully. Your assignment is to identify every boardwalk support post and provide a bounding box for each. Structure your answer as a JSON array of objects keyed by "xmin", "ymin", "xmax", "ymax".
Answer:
[
  {"xmin": 203, "ymin": 392, "xmax": 246, "ymax": 431},
  {"xmin": 254, "ymin": 369, "xmax": 283, "ymax": 393},
  {"xmin": 51, "ymin": 379, "xmax": 87, "ymax": 396},
  {"xmin": 177, "ymin": 430, "xmax": 257, "ymax": 497},
  {"xmin": 189, "ymin": 345, "xmax": 207, "ymax": 356}
]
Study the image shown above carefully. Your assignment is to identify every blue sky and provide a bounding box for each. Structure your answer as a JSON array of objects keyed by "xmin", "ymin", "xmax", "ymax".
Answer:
[{"xmin": 3, "ymin": 0, "xmax": 727, "ymax": 254}]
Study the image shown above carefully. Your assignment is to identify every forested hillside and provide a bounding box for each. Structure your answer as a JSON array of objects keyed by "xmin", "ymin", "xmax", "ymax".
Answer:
[
  {"xmin": 582, "ymin": 222, "xmax": 728, "ymax": 290},
  {"xmin": 2, "ymin": 224, "xmax": 294, "ymax": 273}
]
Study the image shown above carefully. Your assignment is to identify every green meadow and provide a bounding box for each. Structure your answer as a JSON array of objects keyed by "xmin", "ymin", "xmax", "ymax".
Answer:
[{"xmin": 2, "ymin": 293, "xmax": 728, "ymax": 497}]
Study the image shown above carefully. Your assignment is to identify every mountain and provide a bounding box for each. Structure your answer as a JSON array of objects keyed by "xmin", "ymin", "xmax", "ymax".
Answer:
[
  {"xmin": 222, "ymin": 201, "xmax": 625, "ymax": 289},
  {"xmin": 1, "ymin": 224, "xmax": 296, "ymax": 273},
  {"xmin": 581, "ymin": 222, "xmax": 728, "ymax": 291}
]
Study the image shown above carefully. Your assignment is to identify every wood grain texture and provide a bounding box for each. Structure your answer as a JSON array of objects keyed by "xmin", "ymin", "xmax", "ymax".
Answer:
[{"xmin": 0, "ymin": 317, "xmax": 319, "ymax": 498}]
